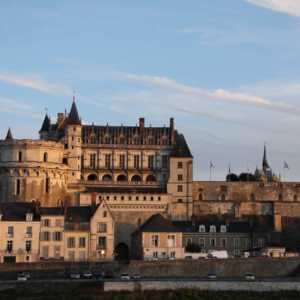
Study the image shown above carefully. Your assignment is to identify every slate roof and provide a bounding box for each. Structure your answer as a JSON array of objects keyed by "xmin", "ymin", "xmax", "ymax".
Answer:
[
  {"xmin": 82, "ymin": 187, "xmax": 167, "ymax": 194},
  {"xmin": 5, "ymin": 127, "xmax": 13, "ymax": 140},
  {"xmin": 40, "ymin": 207, "xmax": 64, "ymax": 216},
  {"xmin": 65, "ymin": 206, "xmax": 92, "ymax": 223},
  {"xmin": 170, "ymin": 131, "xmax": 193, "ymax": 158},
  {"xmin": 172, "ymin": 220, "xmax": 269, "ymax": 234},
  {"xmin": 67, "ymin": 101, "xmax": 81, "ymax": 126},
  {"xmin": 132, "ymin": 214, "xmax": 179, "ymax": 235},
  {"xmin": 0, "ymin": 202, "xmax": 39, "ymax": 221},
  {"xmin": 40, "ymin": 114, "xmax": 50, "ymax": 132}
]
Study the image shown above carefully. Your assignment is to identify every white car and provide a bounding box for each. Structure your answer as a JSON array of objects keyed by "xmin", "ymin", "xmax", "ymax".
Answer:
[
  {"xmin": 245, "ymin": 273, "xmax": 255, "ymax": 280},
  {"xmin": 120, "ymin": 273, "xmax": 130, "ymax": 280},
  {"xmin": 83, "ymin": 271, "xmax": 92, "ymax": 279},
  {"xmin": 17, "ymin": 274, "xmax": 27, "ymax": 282},
  {"xmin": 132, "ymin": 273, "xmax": 141, "ymax": 279}
]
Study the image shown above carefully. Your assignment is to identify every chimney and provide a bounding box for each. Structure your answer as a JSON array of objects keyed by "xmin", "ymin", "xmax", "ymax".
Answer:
[
  {"xmin": 64, "ymin": 198, "xmax": 68, "ymax": 218},
  {"xmin": 36, "ymin": 199, "xmax": 39, "ymax": 214},
  {"xmin": 139, "ymin": 118, "xmax": 145, "ymax": 131},
  {"xmin": 60, "ymin": 199, "xmax": 64, "ymax": 213},
  {"xmin": 170, "ymin": 118, "xmax": 174, "ymax": 133},
  {"xmin": 191, "ymin": 214, "xmax": 196, "ymax": 227},
  {"xmin": 91, "ymin": 192, "xmax": 96, "ymax": 213},
  {"xmin": 249, "ymin": 217, "xmax": 253, "ymax": 227},
  {"xmin": 226, "ymin": 219, "xmax": 229, "ymax": 226}
]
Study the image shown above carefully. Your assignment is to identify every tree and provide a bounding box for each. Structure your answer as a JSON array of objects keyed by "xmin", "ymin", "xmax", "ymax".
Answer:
[
  {"xmin": 226, "ymin": 173, "xmax": 239, "ymax": 181},
  {"xmin": 239, "ymin": 172, "xmax": 257, "ymax": 182},
  {"xmin": 185, "ymin": 243, "xmax": 201, "ymax": 253}
]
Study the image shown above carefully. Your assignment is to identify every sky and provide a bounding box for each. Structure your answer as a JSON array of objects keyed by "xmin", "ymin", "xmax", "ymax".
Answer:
[{"xmin": 1, "ymin": 0, "xmax": 300, "ymax": 182}]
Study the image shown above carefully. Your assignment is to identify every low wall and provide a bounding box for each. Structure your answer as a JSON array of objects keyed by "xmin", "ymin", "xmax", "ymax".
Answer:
[{"xmin": 124, "ymin": 257, "xmax": 300, "ymax": 278}]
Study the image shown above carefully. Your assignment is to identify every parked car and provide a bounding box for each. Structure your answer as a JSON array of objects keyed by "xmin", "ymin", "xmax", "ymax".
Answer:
[
  {"xmin": 205, "ymin": 273, "xmax": 217, "ymax": 279},
  {"xmin": 83, "ymin": 271, "xmax": 92, "ymax": 279},
  {"xmin": 198, "ymin": 257, "xmax": 206, "ymax": 259},
  {"xmin": 70, "ymin": 271, "xmax": 80, "ymax": 279},
  {"xmin": 120, "ymin": 273, "xmax": 130, "ymax": 280},
  {"xmin": 105, "ymin": 270, "xmax": 114, "ymax": 279},
  {"xmin": 132, "ymin": 273, "xmax": 141, "ymax": 279},
  {"xmin": 23, "ymin": 272, "xmax": 30, "ymax": 280},
  {"xmin": 184, "ymin": 256, "xmax": 193, "ymax": 259},
  {"xmin": 261, "ymin": 255, "xmax": 269, "ymax": 258},
  {"xmin": 17, "ymin": 274, "xmax": 27, "ymax": 282},
  {"xmin": 245, "ymin": 273, "xmax": 255, "ymax": 280},
  {"xmin": 94, "ymin": 274, "xmax": 102, "ymax": 280},
  {"xmin": 233, "ymin": 255, "xmax": 243, "ymax": 258},
  {"xmin": 248, "ymin": 255, "xmax": 256, "ymax": 258}
]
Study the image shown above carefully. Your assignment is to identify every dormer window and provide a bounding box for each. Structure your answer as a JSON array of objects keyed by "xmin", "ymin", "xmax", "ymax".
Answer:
[
  {"xmin": 210, "ymin": 225, "xmax": 216, "ymax": 233},
  {"xmin": 26, "ymin": 213, "xmax": 33, "ymax": 221},
  {"xmin": 220, "ymin": 225, "xmax": 226, "ymax": 233},
  {"xmin": 199, "ymin": 225, "xmax": 205, "ymax": 232}
]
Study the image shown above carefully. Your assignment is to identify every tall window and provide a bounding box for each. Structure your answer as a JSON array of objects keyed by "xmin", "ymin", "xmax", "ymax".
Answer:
[
  {"xmin": 79, "ymin": 237, "xmax": 86, "ymax": 247},
  {"xmin": 43, "ymin": 219, "xmax": 50, "ymax": 227},
  {"xmin": 81, "ymin": 155, "xmax": 84, "ymax": 169},
  {"xmin": 221, "ymin": 194, "xmax": 226, "ymax": 201},
  {"xmin": 119, "ymin": 155, "xmax": 125, "ymax": 169},
  {"xmin": 170, "ymin": 251, "xmax": 175, "ymax": 258},
  {"xmin": 294, "ymin": 195, "xmax": 298, "ymax": 202},
  {"xmin": 258, "ymin": 238, "xmax": 264, "ymax": 247},
  {"xmin": 53, "ymin": 232, "xmax": 61, "ymax": 241},
  {"xmin": 234, "ymin": 238, "xmax": 239, "ymax": 247},
  {"xmin": 153, "ymin": 251, "xmax": 158, "ymax": 258},
  {"xmin": 26, "ymin": 241, "xmax": 31, "ymax": 253},
  {"xmin": 8, "ymin": 226, "xmax": 14, "ymax": 237},
  {"xmin": 199, "ymin": 238, "xmax": 205, "ymax": 246},
  {"xmin": 278, "ymin": 194, "xmax": 282, "ymax": 201},
  {"xmin": 148, "ymin": 156, "xmax": 154, "ymax": 168},
  {"xmin": 134, "ymin": 155, "xmax": 139, "ymax": 169},
  {"xmin": 98, "ymin": 237, "xmax": 106, "ymax": 248},
  {"xmin": 44, "ymin": 152, "xmax": 48, "ymax": 162},
  {"xmin": 26, "ymin": 227, "xmax": 32, "ymax": 237},
  {"xmin": 43, "ymin": 232, "xmax": 50, "ymax": 241},
  {"xmin": 45, "ymin": 178, "xmax": 50, "ymax": 193},
  {"xmin": 210, "ymin": 239, "xmax": 216, "ymax": 246},
  {"xmin": 18, "ymin": 151, "xmax": 22, "ymax": 162},
  {"xmin": 7, "ymin": 241, "xmax": 12, "ymax": 253},
  {"xmin": 105, "ymin": 154, "xmax": 111, "ymax": 169},
  {"xmin": 43, "ymin": 246, "xmax": 49, "ymax": 258},
  {"xmin": 151, "ymin": 235, "xmax": 159, "ymax": 247},
  {"xmin": 67, "ymin": 237, "xmax": 75, "ymax": 248},
  {"xmin": 162, "ymin": 156, "xmax": 168, "ymax": 168},
  {"xmin": 178, "ymin": 174, "xmax": 183, "ymax": 181},
  {"xmin": 221, "ymin": 239, "xmax": 226, "ymax": 247},
  {"xmin": 90, "ymin": 154, "xmax": 96, "ymax": 168},
  {"xmin": 178, "ymin": 162, "xmax": 183, "ymax": 168},
  {"xmin": 250, "ymin": 193, "xmax": 255, "ymax": 201},
  {"xmin": 246, "ymin": 238, "xmax": 251, "ymax": 247},
  {"xmin": 178, "ymin": 185, "xmax": 183, "ymax": 192},
  {"xmin": 16, "ymin": 179, "xmax": 20, "ymax": 195}
]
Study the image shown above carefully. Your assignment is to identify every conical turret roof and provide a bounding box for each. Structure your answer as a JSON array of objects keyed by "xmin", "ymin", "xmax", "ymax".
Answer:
[
  {"xmin": 67, "ymin": 99, "xmax": 81, "ymax": 126},
  {"xmin": 40, "ymin": 114, "xmax": 50, "ymax": 132},
  {"xmin": 5, "ymin": 127, "xmax": 13, "ymax": 140}
]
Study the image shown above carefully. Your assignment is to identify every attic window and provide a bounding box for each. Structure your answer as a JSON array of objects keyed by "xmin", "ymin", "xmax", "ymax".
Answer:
[
  {"xmin": 26, "ymin": 213, "xmax": 33, "ymax": 221},
  {"xmin": 103, "ymin": 211, "xmax": 107, "ymax": 217}
]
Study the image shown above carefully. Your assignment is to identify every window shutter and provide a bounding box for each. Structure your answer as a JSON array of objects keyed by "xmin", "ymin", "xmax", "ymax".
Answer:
[
  {"xmin": 67, "ymin": 237, "xmax": 70, "ymax": 247},
  {"xmin": 52, "ymin": 232, "xmax": 56, "ymax": 241},
  {"xmin": 40, "ymin": 232, "xmax": 44, "ymax": 241},
  {"xmin": 49, "ymin": 219, "xmax": 51, "ymax": 227}
]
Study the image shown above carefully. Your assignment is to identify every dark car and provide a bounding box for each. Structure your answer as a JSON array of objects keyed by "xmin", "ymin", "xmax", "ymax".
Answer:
[
  {"xmin": 233, "ymin": 255, "xmax": 243, "ymax": 258},
  {"xmin": 105, "ymin": 270, "xmax": 114, "ymax": 279},
  {"xmin": 94, "ymin": 274, "xmax": 102, "ymax": 280},
  {"xmin": 184, "ymin": 256, "xmax": 193, "ymax": 259}
]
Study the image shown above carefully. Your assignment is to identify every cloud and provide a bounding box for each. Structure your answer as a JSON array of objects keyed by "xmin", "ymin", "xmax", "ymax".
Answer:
[
  {"xmin": 244, "ymin": 0, "xmax": 300, "ymax": 17},
  {"xmin": 0, "ymin": 98, "xmax": 31, "ymax": 110},
  {"xmin": 0, "ymin": 108, "xmax": 44, "ymax": 120},
  {"xmin": 110, "ymin": 70, "xmax": 299, "ymax": 115}
]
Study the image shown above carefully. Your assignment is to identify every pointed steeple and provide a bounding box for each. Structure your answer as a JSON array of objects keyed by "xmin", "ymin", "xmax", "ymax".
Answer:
[
  {"xmin": 67, "ymin": 98, "xmax": 81, "ymax": 126},
  {"xmin": 40, "ymin": 114, "xmax": 50, "ymax": 132},
  {"xmin": 262, "ymin": 142, "xmax": 268, "ymax": 171},
  {"xmin": 5, "ymin": 127, "xmax": 13, "ymax": 140}
]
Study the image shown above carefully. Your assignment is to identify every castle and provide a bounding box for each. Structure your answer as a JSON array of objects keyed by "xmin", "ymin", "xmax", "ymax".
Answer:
[{"xmin": 0, "ymin": 98, "xmax": 299, "ymax": 257}]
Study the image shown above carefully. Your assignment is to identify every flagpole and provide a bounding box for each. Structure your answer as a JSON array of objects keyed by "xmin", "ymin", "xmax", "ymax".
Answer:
[
  {"xmin": 247, "ymin": 160, "xmax": 249, "ymax": 182},
  {"xmin": 210, "ymin": 160, "xmax": 211, "ymax": 181},
  {"xmin": 284, "ymin": 162, "xmax": 285, "ymax": 182}
]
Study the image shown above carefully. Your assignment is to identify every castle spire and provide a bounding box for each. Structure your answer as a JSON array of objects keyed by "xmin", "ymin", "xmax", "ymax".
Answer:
[
  {"xmin": 67, "ymin": 97, "xmax": 81, "ymax": 126},
  {"xmin": 263, "ymin": 142, "xmax": 268, "ymax": 171},
  {"xmin": 39, "ymin": 113, "xmax": 50, "ymax": 132},
  {"xmin": 5, "ymin": 127, "xmax": 13, "ymax": 140}
]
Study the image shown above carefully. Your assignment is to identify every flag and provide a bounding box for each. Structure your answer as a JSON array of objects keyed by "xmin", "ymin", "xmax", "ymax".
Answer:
[
  {"xmin": 210, "ymin": 161, "xmax": 215, "ymax": 168},
  {"xmin": 284, "ymin": 161, "xmax": 290, "ymax": 170},
  {"xmin": 229, "ymin": 163, "xmax": 231, "ymax": 173}
]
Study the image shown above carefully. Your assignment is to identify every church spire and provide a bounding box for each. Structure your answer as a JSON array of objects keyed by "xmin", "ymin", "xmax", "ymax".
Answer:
[
  {"xmin": 5, "ymin": 127, "xmax": 13, "ymax": 140},
  {"xmin": 262, "ymin": 142, "xmax": 268, "ymax": 171}
]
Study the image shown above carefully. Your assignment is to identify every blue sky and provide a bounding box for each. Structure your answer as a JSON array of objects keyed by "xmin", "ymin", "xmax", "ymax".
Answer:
[{"xmin": 1, "ymin": 0, "xmax": 300, "ymax": 181}]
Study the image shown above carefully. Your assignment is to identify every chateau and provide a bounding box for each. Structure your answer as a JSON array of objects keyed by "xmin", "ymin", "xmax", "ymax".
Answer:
[{"xmin": 0, "ymin": 98, "xmax": 299, "ymax": 260}]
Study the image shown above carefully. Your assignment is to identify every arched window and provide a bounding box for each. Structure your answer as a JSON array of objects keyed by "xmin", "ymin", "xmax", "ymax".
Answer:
[
  {"xmin": 57, "ymin": 198, "xmax": 61, "ymax": 207},
  {"xmin": 120, "ymin": 138, "xmax": 124, "ymax": 144},
  {"xmin": 16, "ymin": 179, "xmax": 20, "ymax": 195},
  {"xmin": 146, "ymin": 175, "xmax": 156, "ymax": 182},
  {"xmin": 45, "ymin": 178, "xmax": 50, "ymax": 193},
  {"xmin": 278, "ymin": 194, "xmax": 282, "ymax": 201},
  {"xmin": 102, "ymin": 174, "xmax": 112, "ymax": 181},
  {"xmin": 250, "ymin": 193, "xmax": 255, "ymax": 201},
  {"xmin": 117, "ymin": 174, "xmax": 127, "ymax": 181},
  {"xmin": 293, "ymin": 195, "xmax": 298, "ymax": 202},
  {"xmin": 18, "ymin": 151, "xmax": 22, "ymax": 162},
  {"xmin": 44, "ymin": 152, "xmax": 48, "ymax": 162},
  {"xmin": 87, "ymin": 174, "xmax": 97, "ymax": 181},
  {"xmin": 131, "ymin": 175, "xmax": 141, "ymax": 182},
  {"xmin": 221, "ymin": 194, "xmax": 226, "ymax": 201},
  {"xmin": 198, "ymin": 193, "xmax": 203, "ymax": 201}
]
